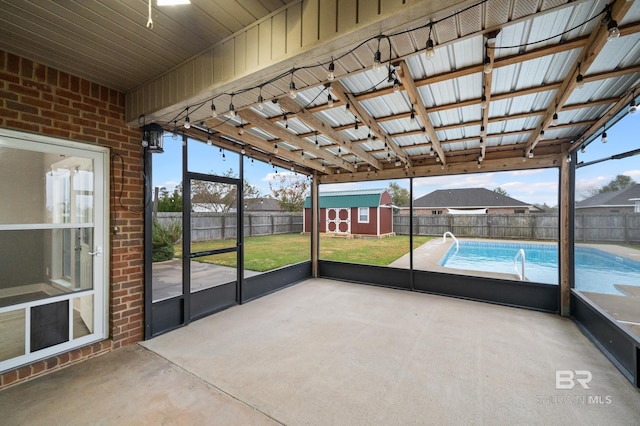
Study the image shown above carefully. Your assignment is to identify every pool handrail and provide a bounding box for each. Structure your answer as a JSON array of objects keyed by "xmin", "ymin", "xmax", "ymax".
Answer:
[
  {"xmin": 442, "ymin": 231, "xmax": 459, "ymax": 251},
  {"xmin": 514, "ymin": 248, "xmax": 526, "ymax": 281}
]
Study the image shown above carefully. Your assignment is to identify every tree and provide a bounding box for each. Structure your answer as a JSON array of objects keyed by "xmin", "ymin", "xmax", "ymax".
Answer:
[
  {"xmin": 591, "ymin": 175, "xmax": 636, "ymax": 195},
  {"xmin": 157, "ymin": 185, "xmax": 183, "ymax": 212},
  {"xmin": 387, "ymin": 182, "xmax": 409, "ymax": 207},
  {"xmin": 493, "ymin": 187, "xmax": 509, "ymax": 196},
  {"xmin": 269, "ymin": 173, "xmax": 309, "ymax": 212}
]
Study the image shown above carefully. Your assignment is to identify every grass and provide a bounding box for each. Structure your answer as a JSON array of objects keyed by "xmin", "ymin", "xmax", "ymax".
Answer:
[{"xmin": 174, "ymin": 234, "xmax": 430, "ymax": 272}]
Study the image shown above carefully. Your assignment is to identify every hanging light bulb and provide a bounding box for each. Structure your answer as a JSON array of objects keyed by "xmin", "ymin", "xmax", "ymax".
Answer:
[
  {"xmin": 580, "ymin": 145, "xmax": 586, "ymax": 154},
  {"xmin": 207, "ymin": 134, "xmax": 212, "ymax": 145},
  {"xmin": 241, "ymin": 147, "xmax": 246, "ymax": 155},
  {"xmin": 483, "ymin": 56, "xmax": 492, "ymax": 74},
  {"xmin": 327, "ymin": 93, "xmax": 334, "ymax": 107},
  {"xmin": 425, "ymin": 38, "xmax": 435, "ymax": 59},
  {"xmin": 354, "ymin": 120, "xmax": 359, "ymax": 130},
  {"xmin": 367, "ymin": 133, "xmax": 372, "ymax": 143},
  {"xmin": 575, "ymin": 73, "xmax": 584, "ymax": 89},
  {"xmin": 629, "ymin": 99, "xmax": 637, "ymax": 114},
  {"xmin": 238, "ymin": 125, "xmax": 244, "ymax": 135},
  {"xmin": 480, "ymin": 95, "xmax": 487, "ymax": 109},
  {"xmin": 345, "ymin": 102, "xmax": 350, "ymax": 111},
  {"xmin": 183, "ymin": 108, "xmax": 191, "ymax": 129},
  {"xmin": 289, "ymin": 81, "xmax": 297, "ymax": 99},
  {"xmin": 552, "ymin": 112, "xmax": 559, "ymax": 126},
  {"xmin": 257, "ymin": 94, "xmax": 264, "ymax": 111},
  {"xmin": 601, "ymin": 131, "xmax": 608, "ymax": 143},
  {"xmin": 429, "ymin": 146, "xmax": 435, "ymax": 156},
  {"xmin": 315, "ymin": 133, "xmax": 320, "ymax": 150},
  {"xmin": 337, "ymin": 146, "xmax": 342, "ymax": 157},
  {"xmin": 522, "ymin": 154, "xmax": 527, "ymax": 162},
  {"xmin": 211, "ymin": 101, "xmax": 217, "ymax": 118},
  {"xmin": 607, "ymin": 19, "xmax": 620, "ymax": 41},
  {"xmin": 283, "ymin": 114, "xmax": 288, "ymax": 129},
  {"xmin": 410, "ymin": 109, "xmax": 416, "ymax": 124},
  {"xmin": 373, "ymin": 49, "xmax": 382, "ymax": 71},
  {"xmin": 229, "ymin": 102, "xmax": 236, "ymax": 117},
  {"xmin": 393, "ymin": 78, "xmax": 400, "ymax": 92},
  {"xmin": 172, "ymin": 120, "xmax": 178, "ymax": 140},
  {"xmin": 274, "ymin": 143, "xmax": 278, "ymax": 153},
  {"xmin": 566, "ymin": 154, "xmax": 571, "ymax": 163},
  {"xmin": 539, "ymin": 130, "xmax": 545, "ymax": 140},
  {"xmin": 477, "ymin": 159, "xmax": 481, "ymax": 169},
  {"xmin": 528, "ymin": 149, "xmax": 534, "ymax": 159},
  {"xmin": 327, "ymin": 61, "xmax": 335, "ymax": 81}
]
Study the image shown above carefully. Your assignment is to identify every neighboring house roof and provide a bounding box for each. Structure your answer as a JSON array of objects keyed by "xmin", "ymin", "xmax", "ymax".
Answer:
[
  {"xmin": 304, "ymin": 189, "xmax": 389, "ymax": 209},
  {"xmin": 403, "ymin": 188, "xmax": 533, "ymax": 209},
  {"xmin": 576, "ymin": 184, "xmax": 640, "ymax": 209},
  {"xmin": 244, "ymin": 197, "xmax": 282, "ymax": 211}
]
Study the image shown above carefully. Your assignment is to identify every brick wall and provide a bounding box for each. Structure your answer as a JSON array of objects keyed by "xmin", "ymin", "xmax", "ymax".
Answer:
[{"xmin": 0, "ymin": 50, "xmax": 144, "ymax": 389}]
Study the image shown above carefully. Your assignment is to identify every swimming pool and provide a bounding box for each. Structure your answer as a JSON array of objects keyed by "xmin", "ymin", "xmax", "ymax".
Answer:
[{"xmin": 439, "ymin": 241, "xmax": 640, "ymax": 295}]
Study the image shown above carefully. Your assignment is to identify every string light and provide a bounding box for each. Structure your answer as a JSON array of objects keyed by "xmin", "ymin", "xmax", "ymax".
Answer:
[
  {"xmin": 207, "ymin": 133, "xmax": 212, "ymax": 145},
  {"xmin": 238, "ymin": 124, "xmax": 244, "ymax": 135},
  {"xmin": 211, "ymin": 101, "xmax": 217, "ymax": 118},
  {"xmin": 327, "ymin": 60, "xmax": 336, "ymax": 81},
  {"xmin": 257, "ymin": 90, "xmax": 265, "ymax": 111},
  {"xmin": 429, "ymin": 146, "xmax": 435, "ymax": 156},
  {"xmin": 183, "ymin": 107, "xmax": 191, "ymax": 129},
  {"xmin": 172, "ymin": 120, "xmax": 178, "ymax": 140},
  {"xmin": 552, "ymin": 112, "xmax": 559, "ymax": 126},
  {"xmin": 630, "ymin": 98, "xmax": 637, "ymax": 114},
  {"xmin": 315, "ymin": 132, "xmax": 320, "ymax": 150},
  {"xmin": 229, "ymin": 98, "xmax": 236, "ymax": 117},
  {"xmin": 283, "ymin": 114, "xmax": 288, "ymax": 129},
  {"xmin": 480, "ymin": 95, "xmax": 487, "ymax": 109},
  {"xmin": 289, "ymin": 74, "xmax": 297, "ymax": 99},
  {"xmin": 528, "ymin": 149, "xmax": 534, "ymax": 158},
  {"xmin": 539, "ymin": 130, "xmax": 545, "ymax": 140},
  {"xmin": 601, "ymin": 130, "xmax": 607, "ymax": 143},
  {"xmin": 410, "ymin": 109, "xmax": 416, "ymax": 124},
  {"xmin": 566, "ymin": 154, "xmax": 571, "ymax": 163},
  {"xmin": 393, "ymin": 77, "xmax": 401, "ymax": 92},
  {"xmin": 425, "ymin": 25, "xmax": 435, "ymax": 59},
  {"xmin": 606, "ymin": 15, "xmax": 620, "ymax": 41},
  {"xmin": 328, "ymin": 93, "xmax": 334, "ymax": 107},
  {"xmin": 274, "ymin": 143, "xmax": 278, "ymax": 154},
  {"xmin": 373, "ymin": 40, "xmax": 382, "ymax": 71},
  {"xmin": 483, "ymin": 55, "xmax": 492, "ymax": 74},
  {"xmin": 241, "ymin": 147, "xmax": 246, "ymax": 154},
  {"xmin": 580, "ymin": 145, "xmax": 586, "ymax": 153}
]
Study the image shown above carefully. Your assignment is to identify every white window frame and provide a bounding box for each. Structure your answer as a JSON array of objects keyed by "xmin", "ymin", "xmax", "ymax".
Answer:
[
  {"xmin": 358, "ymin": 206, "xmax": 369, "ymax": 223},
  {"xmin": 0, "ymin": 128, "xmax": 109, "ymax": 372}
]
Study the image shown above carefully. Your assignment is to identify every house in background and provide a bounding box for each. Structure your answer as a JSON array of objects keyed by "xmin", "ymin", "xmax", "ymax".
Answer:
[
  {"xmin": 303, "ymin": 189, "xmax": 394, "ymax": 238},
  {"xmin": 244, "ymin": 197, "xmax": 282, "ymax": 213},
  {"xmin": 400, "ymin": 188, "xmax": 540, "ymax": 215},
  {"xmin": 576, "ymin": 184, "xmax": 640, "ymax": 214}
]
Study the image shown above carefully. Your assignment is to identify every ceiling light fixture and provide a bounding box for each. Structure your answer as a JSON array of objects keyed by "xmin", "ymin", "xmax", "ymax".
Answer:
[{"xmin": 157, "ymin": 0, "xmax": 190, "ymax": 5}]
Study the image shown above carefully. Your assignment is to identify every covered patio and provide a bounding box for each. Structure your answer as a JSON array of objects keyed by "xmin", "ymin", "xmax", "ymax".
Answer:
[{"xmin": 2, "ymin": 279, "xmax": 639, "ymax": 424}]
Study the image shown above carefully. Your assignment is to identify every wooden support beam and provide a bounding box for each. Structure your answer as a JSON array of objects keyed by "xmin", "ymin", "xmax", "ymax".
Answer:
[
  {"xmin": 330, "ymin": 80, "xmax": 410, "ymax": 165},
  {"xmin": 204, "ymin": 116, "xmax": 328, "ymax": 174},
  {"xmin": 398, "ymin": 60, "xmax": 445, "ymax": 164},
  {"xmin": 239, "ymin": 109, "xmax": 356, "ymax": 173},
  {"xmin": 524, "ymin": 0, "xmax": 635, "ymax": 155},
  {"xmin": 278, "ymin": 97, "xmax": 383, "ymax": 170}
]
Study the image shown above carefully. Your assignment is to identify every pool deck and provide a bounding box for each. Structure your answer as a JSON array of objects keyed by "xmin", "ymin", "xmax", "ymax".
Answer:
[{"xmin": 391, "ymin": 238, "xmax": 640, "ymax": 339}]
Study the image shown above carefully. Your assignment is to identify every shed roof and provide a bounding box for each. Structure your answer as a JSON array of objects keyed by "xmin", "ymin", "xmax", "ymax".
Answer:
[
  {"xmin": 576, "ymin": 184, "xmax": 640, "ymax": 208},
  {"xmin": 407, "ymin": 188, "xmax": 532, "ymax": 209},
  {"xmin": 304, "ymin": 189, "xmax": 388, "ymax": 209}
]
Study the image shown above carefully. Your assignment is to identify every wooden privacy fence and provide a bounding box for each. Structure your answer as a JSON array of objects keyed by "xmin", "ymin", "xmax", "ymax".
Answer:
[
  {"xmin": 157, "ymin": 212, "xmax": 304, "ymax": 242},
  {"xmin": 393, "ymin": 213, "xmax": 640, "ymax": 243}
]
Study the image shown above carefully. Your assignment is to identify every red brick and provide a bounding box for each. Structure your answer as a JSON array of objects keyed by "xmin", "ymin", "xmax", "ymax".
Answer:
[
  {"xmin": 7, "ymin": 52, "xmax": 20, "ymax": 74},
  {"xmin": 17, "ymin": 365, "xmax": 32, "ymax": 379},
  {"xmin": 1, "ymin": 370, "xmax": 18, "ymax": 387},
  {"xmin": 31, "ymin": 361, "xmax": 47, "ymax": 376},
  {"xmin": 20, "ymin": 57, "xmax": 33, "ymax": 78},
  {"xmin": 46, "ymin": 67, "xmax": 58, "ymax": 86},
  {"xmin": 57, "ymin": 352, "xmax": 70, "ymax": 364}
]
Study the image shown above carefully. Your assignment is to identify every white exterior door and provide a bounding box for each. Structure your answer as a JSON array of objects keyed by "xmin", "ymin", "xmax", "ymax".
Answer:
[{"xmin": 0, "ymin": 129, "xmax": 108, "ymax": 371}]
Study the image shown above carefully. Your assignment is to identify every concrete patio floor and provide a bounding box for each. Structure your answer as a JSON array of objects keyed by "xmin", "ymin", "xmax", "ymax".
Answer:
[{"xmin": 2, "ymin": 278, "xmax": 639, "ymax": 425}]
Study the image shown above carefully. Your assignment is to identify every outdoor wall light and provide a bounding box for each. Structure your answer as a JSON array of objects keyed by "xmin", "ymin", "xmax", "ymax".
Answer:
[{"xmin": 142, "ymin": 123, "xmax": 164, "ymax": 153}]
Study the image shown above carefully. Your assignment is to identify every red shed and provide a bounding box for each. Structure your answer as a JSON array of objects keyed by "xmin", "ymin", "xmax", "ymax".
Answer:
[{"xmin": 303, "ymin": 189, "xmax": 394, "ymax": 237}]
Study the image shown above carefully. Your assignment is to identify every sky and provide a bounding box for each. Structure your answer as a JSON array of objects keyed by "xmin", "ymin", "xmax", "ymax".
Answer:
[{"xmin": 152, "ymin": 111, "xmax": 639, "ymax": 207}]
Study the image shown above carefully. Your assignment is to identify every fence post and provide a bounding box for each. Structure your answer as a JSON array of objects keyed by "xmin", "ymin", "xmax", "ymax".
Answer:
[
  {"xmin": 625, "ymin": 213, "xmax": 630, "ymax": 243},
  {"xmin": 271, "ymin": 214, "xmax": 275, "ymax": 235},
  {"xmin": 221, "ymin": 214, "xmax": 225, "ymax": 240},
  {"xmin": 248, "ymin": 214, "xmax": 252, "ymax": 237}
]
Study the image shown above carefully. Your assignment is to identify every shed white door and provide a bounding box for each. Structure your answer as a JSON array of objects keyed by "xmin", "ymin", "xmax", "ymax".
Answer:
[{"xmin": 326, "ymin": 208, "xmax": 350, "ymax": 234}]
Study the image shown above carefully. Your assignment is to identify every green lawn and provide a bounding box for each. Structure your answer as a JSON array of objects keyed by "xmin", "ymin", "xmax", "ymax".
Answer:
[{"xmin": 174, "ymin": 234, "xmax": 430, "ymax": 272}]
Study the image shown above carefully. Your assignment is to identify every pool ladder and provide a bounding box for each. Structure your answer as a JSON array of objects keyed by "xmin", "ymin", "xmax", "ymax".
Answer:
[
  {"xmin": 514, "ymin": 249, "xmax": 526, "ymax": 281},
  {"xmin": 442, "ymin": 231, "xmax": 459, "ymax": 251}
]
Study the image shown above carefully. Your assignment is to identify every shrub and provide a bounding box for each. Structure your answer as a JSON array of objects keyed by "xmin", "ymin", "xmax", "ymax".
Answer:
[{"xmin": 152, "ymin": 220, "xmax": 182, "ymax": 262}]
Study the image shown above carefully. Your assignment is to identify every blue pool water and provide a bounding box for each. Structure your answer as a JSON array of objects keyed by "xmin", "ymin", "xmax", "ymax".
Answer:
[{"xmin": 439, "ymin": 241, "xmax": 640, "ymax": 295}]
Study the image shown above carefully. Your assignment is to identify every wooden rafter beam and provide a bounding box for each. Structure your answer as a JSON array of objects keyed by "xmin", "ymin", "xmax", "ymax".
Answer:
[
  {"xmin": 239, "ymin": 109, "xmax": 356, "ymax": 173},
  {"xmin": 330, "ymin": 80, "xmax": 410, "ymax": 165},
  {"xmin": 278, "ymin": 97, "xmax": 383, "ymax": 170},
  {"xmin": 524, "ymin": 0, "xmax": 635, "ymax": 155},
  {"xmin": 398, "ymin": 60, "xmax": 445, "ymax": 164},
  {"xmin": 203, "ymin": 117, "xmax": 327, "ymax": 174},
  {"xmin": 569, "ymin": 86, "xmax": 640, "ymax": 152}
]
